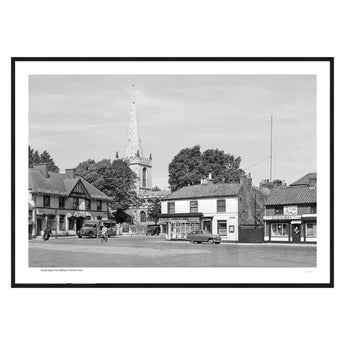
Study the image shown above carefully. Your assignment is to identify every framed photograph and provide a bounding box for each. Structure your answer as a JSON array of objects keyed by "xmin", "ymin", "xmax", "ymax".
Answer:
[{"xmin": 11, "ymin": 57, "xmax": 334, "ymax": 287}]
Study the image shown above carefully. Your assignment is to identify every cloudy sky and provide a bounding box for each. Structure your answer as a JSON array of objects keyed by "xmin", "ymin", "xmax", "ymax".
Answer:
[{"xmin": 29, "ymin": 74, "xmax": 316, "ymax": 189}]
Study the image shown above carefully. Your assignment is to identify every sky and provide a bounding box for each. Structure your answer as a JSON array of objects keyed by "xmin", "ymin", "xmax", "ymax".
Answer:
[{"xmin": 29, "ymin": 74, "xmax": 316, "ymax": 190}]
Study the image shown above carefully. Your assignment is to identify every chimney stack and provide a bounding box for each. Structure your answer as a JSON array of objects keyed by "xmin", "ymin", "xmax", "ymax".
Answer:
[
  {"xmin": 33, "ymin": 163, "xmax": 48, "ymax": 177},
  {"xmin": 65, "ymin": 168, "xmax": 76, "ymax": 179}
]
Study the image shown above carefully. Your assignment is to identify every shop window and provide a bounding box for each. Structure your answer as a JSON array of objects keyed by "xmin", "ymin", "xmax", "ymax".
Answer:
[
  {"xmin": 142, "ymin": 168, "xmax": 147, "ymax": 188},
  {"xmin": 271, "ymin": 223, "xmax": 288, "ymax": 237},
  {"xmin": 73, "ymin": 197, "xmax": 79, "ymax": 210},
  {"xmin": 43, "ymin": 195, "xmax": 50, "ymax": 207},
  {"xmin": 97, "ymin": 200, "xmax": 102, "ymax": 211},
  {"xmin": 68, "ymin": 218, "xmax": 75, "ymax": 230},
  {"xmin": 306, "ymin": 223, "xmax": 317, "ymax": 238},
  {"xmin": 59, "ymin": 215, "xmax": 65, "ymax": 230},
  {"xmin": 168, "ymin": 202, "xmax": 175, "ymax": 214},
  {"xmin": 217, "ymin": 220, "xmax": 227, "ymax": 236},
  {"xmin": 85, "ymin": 199, "xmax": 91, "ymax": 210},
  {"xmin": 190, "ymin": 201, "xmax": 198, "ymax": 213},
  {"xmin": 140, "ymin": 211, "xmax": 146, "ymax": 223},
  {"xmin": 59, "ymin": 197, "xmax": 65, "ymax": 208},
  {"xmin": 217, "ymin": 199, "xmax": 226, "ymax": 213}
]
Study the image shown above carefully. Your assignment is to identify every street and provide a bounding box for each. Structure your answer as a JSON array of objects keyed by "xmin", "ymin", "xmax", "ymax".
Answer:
[{"xmin": 29, "ymin": 235, "xmax": 317, "ymax": 267}]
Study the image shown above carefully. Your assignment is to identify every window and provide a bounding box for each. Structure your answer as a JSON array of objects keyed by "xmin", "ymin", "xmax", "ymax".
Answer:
[
  {"xmin": 217, "ymin": 199, "xmax": 226, "ymax": 213},
  {"xmin": 190, "ymin": 201, "xmax": 198, "ymax": 213},
  {"xmin": 275, "ymin": 207, "xmax": 283, "ymax": 215},
  {"xmin": 306, "ymin": 223, "xmax": 317, "ymax": 238},
  {"xmin": 72, "ymin": 197, "xmax": 79, "ymax": 210},
  {"xmin": 59, "ymin": 215, "xmax": 65, "ymax": 230},
  {"xmin": 229, "ymin": 225, "xmax": 235, "ymax": 233},
  {"xmin": 140, "ymin": 211, "xmax": 147, "ymax": 223},
  {"xmin": 168, "ymin": 202, "xmax": 175, "ymax": 214},
  {"xmin": 217, "ymin": 220, "xmax": 227, "ymax": 236},
  {"xmin": 271, "ymin": 223, "xmax": 288, "ymax": 237},
  {"xmin": 85, "ymin": 199, "xmax": 91, "ymax": 210},
  {"xmin": 59, "ymin": 197, "xmax": 65, "ymax": 208},
  {"xmin": 68, "ymin": 218, "xmax": 75, "ymax": 230},
  {"xmin": 97, "ymin": 200, "xmax": 102, "ymax": 211},
  {"xmin": 142, "ymin": 168, "xmax": 147, "ymax": 188},
  {"xmin": 43, "ymin": 195, "xmax": 50, "ymax": 207},
  {"xmin": 310, "ymin": 205, "xmax": 317, "ymax": 214}
]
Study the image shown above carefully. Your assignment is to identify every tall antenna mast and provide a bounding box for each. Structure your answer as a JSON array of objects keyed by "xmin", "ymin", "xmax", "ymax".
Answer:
[{"xmin": 270, "ymin": 115, "xmax": 273, "ymax": 182}]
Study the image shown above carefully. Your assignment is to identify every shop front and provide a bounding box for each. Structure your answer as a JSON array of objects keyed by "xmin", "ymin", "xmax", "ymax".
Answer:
[
  {"xmin": 264, "ymin": 215, "xmax": 317, "ymax": 243},
  {"xmin": 158, "ymin": 213, "xmax": 203, "ymax": 240}
]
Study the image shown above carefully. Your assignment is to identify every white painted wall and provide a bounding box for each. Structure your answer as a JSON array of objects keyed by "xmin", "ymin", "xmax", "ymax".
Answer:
[{"xmin": 161, "ymin": 197, "xmax": 239, "ymax": 241}]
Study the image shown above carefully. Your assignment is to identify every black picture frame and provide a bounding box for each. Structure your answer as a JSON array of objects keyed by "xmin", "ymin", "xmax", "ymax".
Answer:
[{"xmin": 11, "ymin": 57, "xmax": 334, "ymax": 288}]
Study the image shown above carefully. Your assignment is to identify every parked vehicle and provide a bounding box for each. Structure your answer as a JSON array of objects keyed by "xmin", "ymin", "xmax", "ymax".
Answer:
[
  {"xmin": 187, "ymin": 230, "xmax": 221, "ymax": 244},
  {"xmin": 78, "ymin": 220, "xmax": 100, "ymax": 238},
  {"xmin": 101, "ymin": 220, "xmax": 117, "ymax": 237},
  {"xmin": 145, "ymin": 224, "xmax": 161, "ymax": 236}
]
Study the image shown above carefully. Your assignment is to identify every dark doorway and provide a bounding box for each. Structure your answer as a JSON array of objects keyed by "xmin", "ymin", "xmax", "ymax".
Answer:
[
  {"xmin": 203, "ymin": 220, "xmax": 212, "ymax": 233},
  {"xmin": 76, "ymin": 217, "xmax": 84, "ymax": 232},
  {"xmin": 292, "ymin": 224, "xmax": 301, "ymax": 243},
  {"xmin": 36, "ymin": 218, "xmax": 42, "ymax": 236}
]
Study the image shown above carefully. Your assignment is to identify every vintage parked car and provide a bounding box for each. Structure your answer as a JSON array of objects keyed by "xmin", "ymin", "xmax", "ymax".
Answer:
[
  {"xmin": 78, "ymin": 220, "xmax": 100, "ymax": 238},
  {"xmin": 187, "ymin": 230, "xmax": 221, "ymax": 244},
  {"xmin": 101, "ymin": 220, "xmax": 117, "ymax": 237},
  {"xmin": 145, "ymin": 224, "xmax": 161, "ymax": 236}
]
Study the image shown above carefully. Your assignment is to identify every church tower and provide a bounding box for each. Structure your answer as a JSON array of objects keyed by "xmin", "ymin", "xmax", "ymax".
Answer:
[{"xmin": 125, "ymin": 85, "xmax": 152, "ymax": 195}]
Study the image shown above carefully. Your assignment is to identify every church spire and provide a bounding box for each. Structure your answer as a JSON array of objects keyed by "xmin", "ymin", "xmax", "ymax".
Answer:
[{"xmin": 125, "ymin": 84, "xmax": 144, "ymax": 158}]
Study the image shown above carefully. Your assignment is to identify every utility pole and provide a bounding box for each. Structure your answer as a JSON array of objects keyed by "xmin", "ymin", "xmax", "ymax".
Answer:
[{"xmin": 270, "ymin": 115, "xmax": 273, "ymax": 182}]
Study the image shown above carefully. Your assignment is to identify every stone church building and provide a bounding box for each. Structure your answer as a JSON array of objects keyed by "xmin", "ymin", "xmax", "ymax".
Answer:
[{"xmin": 121, "ymin": 85, "xmax": 168, "ymax": 226}]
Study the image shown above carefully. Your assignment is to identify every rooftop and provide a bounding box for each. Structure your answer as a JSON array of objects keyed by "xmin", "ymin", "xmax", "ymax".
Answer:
[
  {"xmin": 162, "ymin": 183, "xmax": 242, "ymax": 200},
  {"xmin": 265, "ymin": 186, "xmax": 316, "ymax": 206},
  {"xmin": 28, "ymin": 168, "xmax": 110, "ymax": 200},
  {"xmin": 290, "ymin": 173, "xmax": 317, "ymax": 186}
]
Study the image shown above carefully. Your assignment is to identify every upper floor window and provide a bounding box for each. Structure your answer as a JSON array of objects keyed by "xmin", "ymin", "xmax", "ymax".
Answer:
[
  {"xmin": 72, "ymin": 197, "xmax": 79, "ymax": 210},
  {"xmin": 217, "ymin": 199, "xmax": 226, "ymax": 213},
  {"xmin": 190, "ymin": 200, "xmax": 198, "ymax": 213},
  {"xmin": 168, "ymin": 202, "xmax": 175, "ymax": 214},
  {"xmin": 86, "ymin": 199, "xmax": 91, "ymax": 210},
  {"xmin": 59, "ymin": 197, "xmax": 65, "ymax": 208},
  {"xmin": 142, "ymin": 168, "xmax": 147, "ymax": 188},
  {"xmin": 97, "ymin": 200, "xmax": 102, "ymax": 211},
  {"xmin": 43, "ymin": 195, "xmax": 50, "ymax": 207},
  {"xmin": 275, "ymin": 207, "xmax": 283, "ymax": 215}
]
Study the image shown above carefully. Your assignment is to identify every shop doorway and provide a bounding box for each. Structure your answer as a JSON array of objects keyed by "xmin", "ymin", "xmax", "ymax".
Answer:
[
  {"xmin": 203, "ymin": 220, "xmax": 212, "ymax": 234},
  {"xmin": 292, "ymin": 224, "xmax": 301, "ymax": 243},
  {"xmin": 76, "ymin": 217, "xmax": 84, "ymax": 232},
  {"xmin": 36, "ymin": 218, "xmax": 42, "ymax": 236}
]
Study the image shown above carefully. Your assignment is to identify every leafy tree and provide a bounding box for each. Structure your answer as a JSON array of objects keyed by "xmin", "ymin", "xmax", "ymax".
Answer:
[
  {"xmin": 75, "ymin": 158, "xmax": 139, "ymax": 211},
  {"xmin": 147, "ymin": 198, "xmax": 161, "ymax": 224},
  {"xmin": 168, "ymin": 145, "xmax": 245, "ymax": 191},
  {"xmin": 28, "ymin": 146, "xmax": 59, "ymax": 172},
  {"xmin": 168, "ymin": 145, "xmax": 204, "ymax": 191}
]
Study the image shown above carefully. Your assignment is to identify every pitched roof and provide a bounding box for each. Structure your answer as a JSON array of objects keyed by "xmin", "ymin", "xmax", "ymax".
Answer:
[
  {"xmin": 265, "ymin": 186, "xmax": 316, "ymax": 206},
  {"xmin": 140, "ymin": 189, "xmax": 171, "ymax": 198},
  {"xmin": 163, "ymin": 183, "xmax": 241, "ymax": 200},
  {"xmin": 28, "ymin": 168, "xmax": 110, "ymax": 200},
  {"xmin": 290, "ymin": 173, "xmax": 317, "ymax": 186}
]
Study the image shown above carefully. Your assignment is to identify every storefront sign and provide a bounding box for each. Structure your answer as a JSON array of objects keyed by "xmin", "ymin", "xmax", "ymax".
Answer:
[
  {"xmin": 264, "ymin": 215, "xmax": 302, "ymax": 221},
  {"xmin": 159, "ymin": 217, "xmax": 200, "ymax": 223},
  {"xmin": 284, "ymin": 205, "xmax": 298, "ymax": 216}
]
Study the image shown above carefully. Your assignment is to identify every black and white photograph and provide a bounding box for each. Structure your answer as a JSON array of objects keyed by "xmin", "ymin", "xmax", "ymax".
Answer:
[{"xmin": 12, "ymin": 58, "xmax": 333, "ymax": 286}]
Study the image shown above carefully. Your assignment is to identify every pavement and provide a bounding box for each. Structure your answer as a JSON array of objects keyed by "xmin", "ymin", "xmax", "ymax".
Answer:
[{"xmin": 29, "ymin": 235, "xmax": 317, "ymax": 267}]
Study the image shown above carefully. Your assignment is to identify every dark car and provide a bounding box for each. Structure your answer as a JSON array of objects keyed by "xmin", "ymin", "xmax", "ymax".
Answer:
[
  {"xmin": 187, "ymin": 230, "xmax": 221, "ymax": 244},
  {"xmin": 145, "ymin": 224, "xmax": 161, "ymax": 236}
]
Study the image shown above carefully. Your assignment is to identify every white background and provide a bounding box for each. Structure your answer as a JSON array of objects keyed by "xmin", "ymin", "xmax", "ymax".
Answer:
[{"xmin": 0, "ymin": 1, "xmax": 343, "ymax": 345}]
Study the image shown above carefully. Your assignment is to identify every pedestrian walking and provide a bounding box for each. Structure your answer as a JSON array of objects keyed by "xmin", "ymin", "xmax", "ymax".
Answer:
[
  {"xmin": 100, "ymin": 225, "xmax": 108, "ymax": 242},
  {"xmin": 43, "ymin": 225, "xmax": 52, "ymax": 242}
]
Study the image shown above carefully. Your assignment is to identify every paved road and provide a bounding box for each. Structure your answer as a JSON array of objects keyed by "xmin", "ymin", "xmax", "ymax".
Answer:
[{"xmin": 29, "ymin": 235, "xmax": 316, "ymax": 267}]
